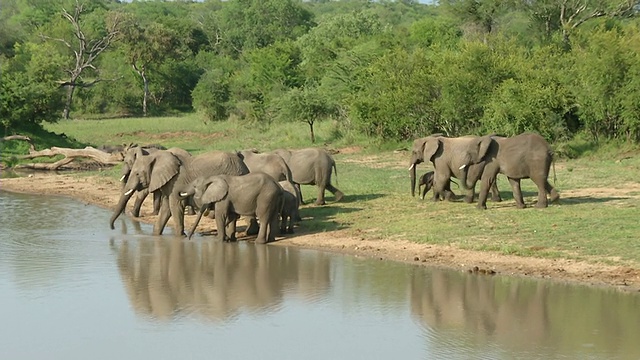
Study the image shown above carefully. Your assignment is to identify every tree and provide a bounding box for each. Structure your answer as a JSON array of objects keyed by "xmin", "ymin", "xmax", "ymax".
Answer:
[
  {"xmin": 0, "ymin": 42, "xmax": 66, "ymax": 131},
  {"xmin": 218, "ymin": 0, "xmax": 314, "ymax": 54},
  {"xmin": 277, "ymin": 86, "xmax": 335, "ymax": 143},
  {"xmin": 522, "ymin": 0, "xmax": 639, "ymax": 47},
  {"xmin": 42, "ymin": 0, "xmax": 123, "ymax": 119},
  {"xmin": 440, "ymin": 0, "xmax": 513, "ymax": 43},
  {"xmin": 119, "ymin": 16, "xmax": 181, "ymax": 116}
]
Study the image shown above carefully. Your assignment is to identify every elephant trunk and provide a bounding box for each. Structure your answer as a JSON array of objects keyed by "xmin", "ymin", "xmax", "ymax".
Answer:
[
  {"xmin": 410, "ymin": 163, "xmax": 417, "ymax": 197},
  {"xmin": 110, "ymin": 189, "xmax": 136, "ymax": 230},
  {"xmin": 187, "ymin": 205, "xmax": 208, "ymax": 240}
]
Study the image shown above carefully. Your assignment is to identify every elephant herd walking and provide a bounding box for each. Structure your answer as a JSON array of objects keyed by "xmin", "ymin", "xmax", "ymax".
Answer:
[
  {"xmin": 109, "ymin": 145, "xmax": 343, "ymax": 244},
  {"xmin": 409, "ymin": 132, "xmax": 559, "ymax": 209}
]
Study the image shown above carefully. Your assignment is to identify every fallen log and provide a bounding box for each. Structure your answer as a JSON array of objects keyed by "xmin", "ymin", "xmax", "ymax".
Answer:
[{"xmin": 16, "ymin": 146, "xmax": 122, "ymax": 170}]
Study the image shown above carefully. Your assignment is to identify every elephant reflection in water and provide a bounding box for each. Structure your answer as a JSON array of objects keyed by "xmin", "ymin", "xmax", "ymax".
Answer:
[
  {"xmin": 409, "ymin": 270, "xmax": 550, "ymax": 348},
  {"xmin": 114, "ymin": 238, "xmax": 331, "ymax": 321}
]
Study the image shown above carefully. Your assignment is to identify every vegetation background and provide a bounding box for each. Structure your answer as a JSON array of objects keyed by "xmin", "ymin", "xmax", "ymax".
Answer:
[{"xmin": 1, "ymin": 0, "xmax": 640, "ymax": 268}]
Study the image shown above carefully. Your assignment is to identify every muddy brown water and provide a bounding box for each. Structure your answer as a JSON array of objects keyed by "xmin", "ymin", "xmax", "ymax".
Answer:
[{"xmin": 1, "ymin": 190, "xmax": 639, "ymax": 359}]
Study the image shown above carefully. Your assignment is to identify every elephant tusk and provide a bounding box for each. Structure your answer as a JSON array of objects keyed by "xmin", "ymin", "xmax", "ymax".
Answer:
[
  {"xmin": 124, "ymin": 189, "xmax": 134, "ymax": 196},
  {"xmin": 408, "ymin": 164, "xmax": 415, "ymax": 171},
  {"xmin": 459, "ymin": 164, "xmax": 466, "ymax": 170},
  {"xmin": 203, "ymin": 208, "xmax": 210, "ymax": 217},
  {"xmin": 120, "ymin": 174, "xmax": 126, "ymax": 182},
  {"xmin": 179, "ymin": 192, "xmax": 189, "ymax": 197}
]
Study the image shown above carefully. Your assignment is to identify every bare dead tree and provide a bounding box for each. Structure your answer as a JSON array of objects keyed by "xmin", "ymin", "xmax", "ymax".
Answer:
[
  {"xmin": 558, "ymin": 0, "xmax": 637, "ymax": 46},
  {"xmin": 42, "ymin": 0, "xmax": 124, "ymax": 119}
]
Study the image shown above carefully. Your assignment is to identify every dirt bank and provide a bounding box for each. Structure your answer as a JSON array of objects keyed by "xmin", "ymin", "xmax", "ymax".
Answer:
[{"xmin": 1, "ymin": 171, "xmax": 639, "ymax": 292}]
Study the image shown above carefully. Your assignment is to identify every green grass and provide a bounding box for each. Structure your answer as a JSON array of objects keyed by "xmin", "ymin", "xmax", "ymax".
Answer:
[{"xmin": 5, "ymin": 114, "xmax": 640, "ymax": 267}]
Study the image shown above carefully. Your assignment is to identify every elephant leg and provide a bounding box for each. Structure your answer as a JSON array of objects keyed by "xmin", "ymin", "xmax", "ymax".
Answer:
[
  {"xmin": 153, "ymin": 198, "xmax": 172, "ymax": 235},
  {"xmin": 214, "ymin": 211, "xmax": 227, "ymax": 242},
  {"xmin": 508, "ymin": 177, "xmax": 526, "ymax": 208},
  {"xmin": 152, "ymin": 190, "xmax": 162, "ymax": 215},
  {"xmin": 269, "ymin": 213, "xmax": 280, "ymax": 242},
  {"xmin": 169, "ymin": 196, "xmax": 186, "ymax": 236},
  {"xmin": 490, "ymin": 180, "xmax": 502, "ymax": 202},
  {"xmin": 246, "ymin": 216, "xmax": 259, "ymax": 235},
  {"xmin": 477, "ymin": 170, "xmax": 498, "ymax": 210},
  {"xmin": 533, "ymin": 177, "xmax": 552, "ymax": 208},
  {"xmin": 314, "ymin": 185, "xmax": 327, "ymax": 205},
  {"xmin": 545, "ymin": 181, "xmax": 560, "ymax": 203},
  {"xmin": 296, "ymin": 184, "xmax": 306, "ymax": 205},
  {"xmin": 255, "ymin": 219, "xmax": 268, "ymax": 244},
  {"xmin": 463, "ymin": 185, "xmax": 475, "ymax": 203},
  {"xmin": 131, "ymin": 190, "xmax": 147, "ymax": 218},
  {"xmin": 225, "ymin": 213, "xmax": 238, "ymax": 241},
  {"xmin": 326, "ymin": 183, "xmax": 344, "ymax": 202}
]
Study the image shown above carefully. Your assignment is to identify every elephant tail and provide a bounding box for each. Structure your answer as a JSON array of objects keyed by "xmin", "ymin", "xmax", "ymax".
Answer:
[
  {"xmin": 332, "ymin": 161, "xmax": 339, "ymax": 186},
  {"xmin": 552, "ymin": 157, "xmax": 557, "ymax": 186}
]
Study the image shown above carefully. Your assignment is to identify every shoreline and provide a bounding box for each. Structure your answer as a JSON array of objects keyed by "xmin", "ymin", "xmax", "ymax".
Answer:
[{"xmin": 1, "ymin": 171, "xmax": 639, "ymax": 293}]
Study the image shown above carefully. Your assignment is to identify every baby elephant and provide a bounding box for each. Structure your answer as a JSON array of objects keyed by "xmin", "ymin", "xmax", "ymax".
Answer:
[
  {"xmin": 279, "ymin": 180, "xmax": 301, "ymax": 234},
  {"xmin": 180, "ymin": 173, "xmax": 284, "ymax": 244},
  {"xmin": 418, "ymin": 171, "xmax": 436, "ymax": 200},
  {"xmin": 419, "ymin": 171, "xmax": 461, "ymax": 200}
]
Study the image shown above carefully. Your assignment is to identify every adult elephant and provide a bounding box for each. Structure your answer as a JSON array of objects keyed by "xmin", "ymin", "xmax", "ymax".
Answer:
[
  {"xmin": 237, "ymin": 149, "xmax": 293, "ymax": 182},
  {"xmin": 120, "ymin": 145, "xmax": 191, "ymax": 217},
  {"xmin": 272, "ymin": 148, "xmax": 343, "ymax": 205},
  {"xmin": 409, "ymin": 134, "xmax": 501, "ymax": 203},
  {"xmin": 181, "ymin": 173, "xmax": 284, "ymax": 244},
  {"xmin": 468, "ymin": 133, "xmax": 559, "ymax": 209},
  {"xmin": 110, "ymin": 150, "xmax": 249, "ymax": 236}
]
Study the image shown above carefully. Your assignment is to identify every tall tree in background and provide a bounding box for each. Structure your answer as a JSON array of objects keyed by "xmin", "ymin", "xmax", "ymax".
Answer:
[
  {"xmin": 42, "ymin": 0, "xmax": 123, "ymax": 119},
  {"xmin": 218, "ymin": 0, "xmax": 314, "ymax": 54},
  {"xmin": 440, "ymin": 0, "xmax": 512, "ymax": 43},
  {"xmin": 119, "ymin": 15, "xmax": 180, "ymax": 116}
]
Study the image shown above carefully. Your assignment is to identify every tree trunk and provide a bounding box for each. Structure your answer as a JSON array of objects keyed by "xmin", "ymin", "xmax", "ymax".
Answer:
[
  {"xmin": 142, "ymin": 70, "xmax": 149, "ymax": 117},
  {"xmin": 63, "ymin": 85, "xmax": 76, "ymax": 119},
  {"xmin": 308, "ymin": 120, "xmax": 315, "ymax": 143}
]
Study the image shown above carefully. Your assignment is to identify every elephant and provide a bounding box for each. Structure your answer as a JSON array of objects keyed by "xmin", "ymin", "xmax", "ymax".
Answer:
[
  {"xmin": 236, "ymin": 149, "xmax": 293, "ymax": 182},
  {"xmin": 181, "ymin": 173, "xmax": 284, "ymax": 244},
  {"xmin": 409, "ymin": 134, "xmax": 501, "ymax": 203},
  {"xmin": 278, "ymin": 180, "xmax": 301, "ymax": 234},
  {"xmin": 236, "ymin": 148, "xmax": 296, "ymax": 234},
  {"xmin": 418, "ymin": 171, "xmax": 460, "ymax": 200},
  {"xmin": 120, "ymin": 145, "xmax": 192, "ymax": 218},
  {"xmin": 110, "ymin": 150, "xmax": 249, "ymax": 236},
  {"xmin": 465, "ymin": 133, "xmax": 559, "ymax": 209},
  {"xmin": 271, "ymin": 148, "xmax": 343, "ymax": 205}
]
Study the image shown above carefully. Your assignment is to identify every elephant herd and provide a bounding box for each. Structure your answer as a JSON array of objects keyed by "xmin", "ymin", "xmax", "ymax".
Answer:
[
  {"xmin": 409, "ymin": 132, "xmax": 559, "ymax": 209},
  {"xmin": 109, "ymin": 132, "xmax": 558, "ymax": 244},
  {"xmin": 109, "ymin": 145, "xmax": 343, "ymax": 244}
]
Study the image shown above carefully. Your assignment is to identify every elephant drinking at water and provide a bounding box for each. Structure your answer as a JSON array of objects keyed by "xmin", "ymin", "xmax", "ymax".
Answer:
[
  {"xmin": 120, "ymin": 145, "xmax": 191, "ymax": 217},
  {"xmin": 181, "ymin": 173, "xmax": 284, "ymax": 244},
  {"xmin": 110, "ymin": 150, "xmax": 249, "ymax": 236}
]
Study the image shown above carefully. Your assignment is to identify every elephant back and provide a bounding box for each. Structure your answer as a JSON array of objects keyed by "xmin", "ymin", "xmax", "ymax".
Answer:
[{"xmin": 187, "ymin": 151, "xmax": 250, "ymax": 180}]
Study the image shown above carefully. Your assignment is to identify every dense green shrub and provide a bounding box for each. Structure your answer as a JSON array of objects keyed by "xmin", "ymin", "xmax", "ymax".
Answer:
[{"xmin": 0, "ymin": 42, "xmax": 65, "ymax": 130}]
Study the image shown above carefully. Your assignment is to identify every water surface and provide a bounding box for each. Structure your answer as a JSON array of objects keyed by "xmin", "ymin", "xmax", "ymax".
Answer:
[{"xmin": 1, "ymin": 190, "xmax": 639, "ymax": 359}]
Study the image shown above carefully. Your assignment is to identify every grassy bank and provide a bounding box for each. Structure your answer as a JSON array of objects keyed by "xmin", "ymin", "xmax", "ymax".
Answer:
[{"xmin": 5, "ymin": 114, "xmax": 640, "ymax": 267}]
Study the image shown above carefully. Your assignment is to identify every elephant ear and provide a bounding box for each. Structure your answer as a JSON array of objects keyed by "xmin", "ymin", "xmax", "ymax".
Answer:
[
  {"xmin": 200, "ymin": 176, "xmax": 229, "ymax": 205},
  {"xmin": 423, "ymin": 137, "xmax": 441, "ymax": 162},
  {"xmin": 477, "ymin": 136, "xmax": 493, "ymax": 162},
  {"xmin": 149, "ymin": 152, "xmax": 181, "ymax": 193}
]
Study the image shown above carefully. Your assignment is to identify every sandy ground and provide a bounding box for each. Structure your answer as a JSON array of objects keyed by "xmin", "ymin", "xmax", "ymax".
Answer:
[{"xmin": 1, "ymin": 171, "xmax": 639, "ymax": 293}]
